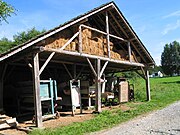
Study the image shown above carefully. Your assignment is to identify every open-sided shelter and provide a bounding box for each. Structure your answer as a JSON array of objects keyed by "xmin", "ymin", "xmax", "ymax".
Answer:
[{"xmin": 0, "ymin": 2, "xmax": 155, "ymax": 127}]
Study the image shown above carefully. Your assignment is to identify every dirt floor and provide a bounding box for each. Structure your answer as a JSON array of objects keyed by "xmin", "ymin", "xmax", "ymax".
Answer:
[{"xmin": 0, "ymin": 104, "xmax": 129, "ymax": 135}]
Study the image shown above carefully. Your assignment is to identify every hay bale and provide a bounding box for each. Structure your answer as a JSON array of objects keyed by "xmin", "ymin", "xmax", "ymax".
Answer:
[{"xmin": 70, "ymin": 42, "xmax": 76, "ymax": 51}]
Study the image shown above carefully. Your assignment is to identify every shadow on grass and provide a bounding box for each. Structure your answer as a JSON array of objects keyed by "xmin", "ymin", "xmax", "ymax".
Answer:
[{"xmin": 161, "ymin": 81, "xmax": 180, "ymax": 84}]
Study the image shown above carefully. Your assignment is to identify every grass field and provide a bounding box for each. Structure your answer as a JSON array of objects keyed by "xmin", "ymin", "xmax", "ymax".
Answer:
[{"xmin": 30, "ymin": 76, "xmax": 180, "ymax": 135}]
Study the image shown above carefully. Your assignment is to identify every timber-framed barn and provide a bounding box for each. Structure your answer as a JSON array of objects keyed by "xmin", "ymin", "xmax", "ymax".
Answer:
[{"xmin": 0, "ymin": 2, "xmax": 155, "ymax": 127}]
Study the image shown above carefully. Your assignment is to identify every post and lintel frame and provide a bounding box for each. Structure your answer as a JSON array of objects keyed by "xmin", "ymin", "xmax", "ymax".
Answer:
[{"xmin": 1, "ymin": 8, "xmax": 151, "ymax": 128}]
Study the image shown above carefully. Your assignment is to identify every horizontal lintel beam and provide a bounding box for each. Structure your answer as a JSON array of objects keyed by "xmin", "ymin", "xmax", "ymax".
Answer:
[
  {"xmin": 80, "ymin": 24, "xmax": 127, "ymax": 42},
  {"xmin": 43, "ymin": 47, "xmax": 145, "ymax": 67}
]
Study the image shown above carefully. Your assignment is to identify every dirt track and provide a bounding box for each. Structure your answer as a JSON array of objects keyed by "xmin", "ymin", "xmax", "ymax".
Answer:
[{"xmin": 91, "ymin": 101, "xmax": 180, "ymax": 135}]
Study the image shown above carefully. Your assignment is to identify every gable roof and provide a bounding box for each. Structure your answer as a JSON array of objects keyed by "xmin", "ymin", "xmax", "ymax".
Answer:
[{"xmin": 0, "ymin": 1, "xmax": 155, "ymax": 65}]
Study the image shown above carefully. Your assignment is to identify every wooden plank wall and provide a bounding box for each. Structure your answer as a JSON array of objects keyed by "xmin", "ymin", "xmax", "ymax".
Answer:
[{"xmin": 0, "ymin": 64, "xmax": 4, "ymax": 112}]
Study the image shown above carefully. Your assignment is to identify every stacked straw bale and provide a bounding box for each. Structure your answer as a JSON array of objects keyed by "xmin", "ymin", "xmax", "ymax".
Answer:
[
  {"xmin": 82, "ymin": 29, "xmax": 108, "ymax": 57},
  {"xmin": 44, "ymin": 27, "xmax": 134, "ymax": 62},
  {"xmin": 45, "ymin": 29, "xmax": 78, "ymax": 52}
]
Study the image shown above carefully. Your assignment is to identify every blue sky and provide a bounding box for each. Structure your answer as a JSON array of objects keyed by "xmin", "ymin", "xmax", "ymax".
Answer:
[{"xmin": 1, "ymin": 0, "xmax": 180, "ymax": 65}]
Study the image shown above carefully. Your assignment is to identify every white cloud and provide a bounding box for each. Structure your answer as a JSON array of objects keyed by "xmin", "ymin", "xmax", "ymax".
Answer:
[
  {"xmin": 154, "ymin": 55, "xmax": 161, "ymax": 66},
  {"xmin": 163, "ymin": 10, "xmax": 180, "ymax": 19},
  {"xmin": 162, "ymin": 20, "xmax": 180, "ymax": 35}
]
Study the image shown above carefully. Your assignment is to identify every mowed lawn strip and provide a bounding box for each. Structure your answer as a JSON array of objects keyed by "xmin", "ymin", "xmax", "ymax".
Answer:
[{"xmin": 30, "ymin": 76, "xmax": 180, "ymax": 135}]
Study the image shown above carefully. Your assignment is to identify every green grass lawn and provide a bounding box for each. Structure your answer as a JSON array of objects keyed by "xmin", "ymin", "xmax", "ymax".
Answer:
[{"xmin": 30, "ymin": 76, "xmax": 180, "ymax": 135}]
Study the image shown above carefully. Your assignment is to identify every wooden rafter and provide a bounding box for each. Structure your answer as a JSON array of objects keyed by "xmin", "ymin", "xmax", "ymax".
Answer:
[
  {"xmin": 97, "ymin": 14, "xmax": 128, "ymax": 52},
  {"xmin": 108, "ymin": 10, "xmax": 147, "ymax": 63}
]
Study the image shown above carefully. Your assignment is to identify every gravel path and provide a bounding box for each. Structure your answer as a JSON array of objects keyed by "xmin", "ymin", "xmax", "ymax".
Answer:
[{"xmin": 91, "ymin": 101, "xmax": 180, "ymax": 135}]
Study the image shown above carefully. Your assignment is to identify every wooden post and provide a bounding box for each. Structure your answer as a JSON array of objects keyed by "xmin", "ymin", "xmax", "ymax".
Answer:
[
  {"xmin": 128, "ymin": 42, "xmax": 132, "ymax": 63},
  {"xmin": 145, "ymin": 69, "xmax": 151, "ymax": 101},
  {"xmin": 32, "ymin": 53, "xmax": 43, "ymax": 128},
  {"xmin": 95, "ymin": 58, "xmax": 102, "ymax": 112},
  {"xmin": 79, "ymin": 26, "xmax": 82, "ymax": 53},
  {"xmin": 106, "ymin": 11, "xmax": 110, "ymax": 58}
]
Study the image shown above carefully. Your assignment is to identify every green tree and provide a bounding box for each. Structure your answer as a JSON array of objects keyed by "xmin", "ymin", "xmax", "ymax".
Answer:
[
  {"xmin": 0, "ymin": 27, "xmax": 46, "ymax": 54},
  {"xmin": 13, "ymin": 27, "xmax": 46, "ymax": 45},
  {"xmin": 161, "ymin": 41, "xmax": 180, "ymax": 76},
  {"xmin": 0, "ymin": 0, "xmax": 15, "ymax": 23},
  {"xmin": 0, "ymin": 37, "xmax": 14, "ymax": 53}
]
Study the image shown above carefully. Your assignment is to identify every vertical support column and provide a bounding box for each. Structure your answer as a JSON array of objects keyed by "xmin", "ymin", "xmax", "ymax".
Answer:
[
  {"xmin": 128, "ymin": 41, "xmax": 132, "ymax": 63},
  {"xmin": 106, "ymin": 11, "xmax": 110, "ymax": 58},
  {"xmin": 79, "ymin": 25, "xmax": 82, "ymax": 53},
  {"xmin": 145, "ymin": 69, "xmax": 151, "ymax": 101},
  {"xmin": 95, "ymin": 58, "xmax": 102, "ymax": 112},
  {"xmin": 32, "ymin": 53, "xmax": 43, "ymax": 128}
]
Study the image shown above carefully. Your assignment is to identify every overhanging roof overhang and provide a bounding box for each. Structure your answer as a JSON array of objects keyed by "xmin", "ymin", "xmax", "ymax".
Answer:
[{"xmin": 0, "ymin": 1, "xmax": 155, "ymax": 67}]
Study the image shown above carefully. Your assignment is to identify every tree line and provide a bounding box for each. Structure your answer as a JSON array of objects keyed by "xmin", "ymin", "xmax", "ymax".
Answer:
[
  {"xmin": 0, "ymin": 28, "xmax": 46, "ymax": 53},
  {"xmin": 161, "ymin": 41, "xmax": 180, "ymax": 76}
]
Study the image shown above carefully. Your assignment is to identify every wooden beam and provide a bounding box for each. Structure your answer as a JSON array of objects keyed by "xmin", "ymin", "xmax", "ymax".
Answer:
[
  {"xmin": 39, "ymin": 58, "xmax": 87, "ymax": 67},
  {"xmin": 96, "ymin": 14, "xmax": 127, "ymax": 42},
  {"xmin": 145, "ymin": 69, "xmax": 151, "ymax": 101},
  {"xmin": 128, "ymin": 42, "xmax": 132, "ymax": 63},
  {"xmin": 58, "ymin": 31, "xmax": 79, "ymax": 51},
  {"xmin": 100, "ymin": 61, "xmax": 108, "ymax": 78},
  {"xmin": 113, "ymin": 6, "xmax": 153, "ymax": 62},
  {"xmin": 86, "ymin": 58, "xmax": 97, "ymax": 77},
  {"xmin": 44, "ymin": 48, "xmax": 145, "ymax": 67},
  {"xmin": 91, "ymin": 16, "xmax": 104, "ymax": 31},
  {"xmin": 32, "ymin": 53, "xmax": 43, "ymax": 128},
  {"xmin": 106, "ymin": 11, "xmax": 110, "ymax": 58},
  {"xmin": 108, "ymin": 11, "xmax": 147, "ymax": 63},
  {"xmin": 80, "ymin": 24, "xmax": 127, "ymax": 42},
  {"xmin": 81, "ymin": 24, "xmax": 106, "ymax": 35},
  {"xmin": 95, "ymin": 58, "xmax": 102, "ymax": 112},
  {"xmin": 79, "ymin": 26, "xmax": 82, "ymax": 53},
  {"xmin": 63, "ymin": 63, "xmax": 73, "ymax": 79},
  {"xmin": 39, "ymin": 31, "xmax": 79, "ymax": 76},
  {"xmin": 39, "ymin": 32, "xmax": 80, "ymax": 76},
  {"xmin": 142, "ymin": 67, "xmax": 147, "ymax": 78},
  {"xmin": 135, "ymin": 70, "xmax": 146, "ymax": 80},
  {"xmin": 39, "ymin": 52, "xmax": 55, "ymax": 76}
]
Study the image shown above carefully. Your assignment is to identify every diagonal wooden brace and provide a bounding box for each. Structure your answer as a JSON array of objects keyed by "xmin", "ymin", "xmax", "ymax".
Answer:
[{"xmin": 86, "ymin": 58, "xmax": 97, "ymax": 77}]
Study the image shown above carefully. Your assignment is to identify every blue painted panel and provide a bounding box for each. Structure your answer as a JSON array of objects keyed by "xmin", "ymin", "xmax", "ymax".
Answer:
[{"xmin": 40, "ymin": 83, "xmax": 50, "ymax": 98}]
